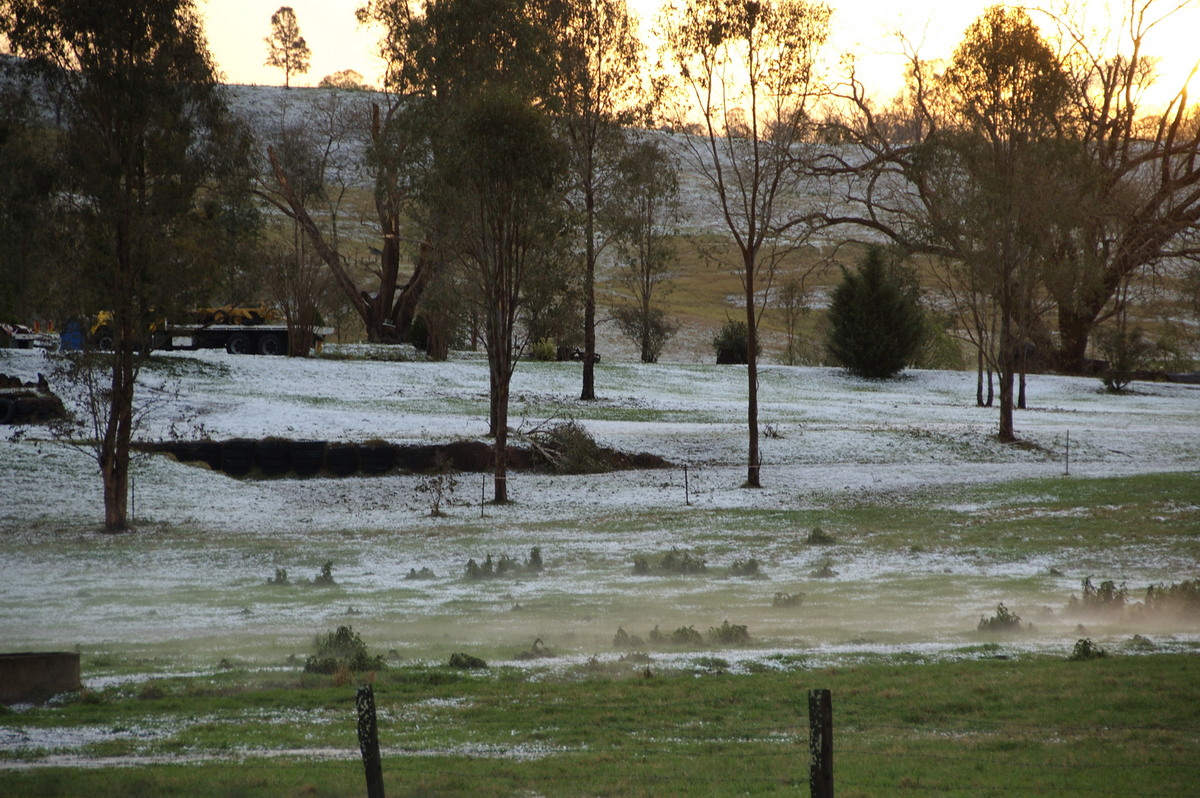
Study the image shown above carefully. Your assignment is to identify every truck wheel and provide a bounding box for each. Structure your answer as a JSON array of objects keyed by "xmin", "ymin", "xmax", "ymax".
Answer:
[
  {"xmin": 226, "ymin": 332, "xmax": 251, "ymax": 355},
  {"xmin": 258, "ymin": 333, "xmax": 285, "ymax": 356},
  {"xmin": 94, "ymin": 329, "xmax": 114, "ymax": 351},
  {"xmin": 0, "ymin": 398, "xmax": 16, "ymax": 425}
]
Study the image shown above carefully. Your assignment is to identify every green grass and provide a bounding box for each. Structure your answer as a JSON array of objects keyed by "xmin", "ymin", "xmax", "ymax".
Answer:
[
  {"xmin": 1, "ymin": 654, "xmax": 1197, "ymax": 796},
  {"xmin": 2, "ymin": 472, "xmax": 1198, "ymax": 793}
]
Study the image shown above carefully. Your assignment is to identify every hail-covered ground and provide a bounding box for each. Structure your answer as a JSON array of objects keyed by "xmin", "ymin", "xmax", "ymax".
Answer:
[{"xmin": 1, "ymin": 344, "xmax": 1198, "ymax": 682}]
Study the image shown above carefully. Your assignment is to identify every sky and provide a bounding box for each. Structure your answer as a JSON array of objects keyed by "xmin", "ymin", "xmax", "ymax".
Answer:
[{"xmin": 202, "ymin": 0, "xmax": 1198, "ymax": 102}]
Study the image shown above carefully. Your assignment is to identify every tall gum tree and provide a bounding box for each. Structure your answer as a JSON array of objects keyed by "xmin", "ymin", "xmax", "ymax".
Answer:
[
  {"xmin": 822, "ymin": 0, "xmax": 1200, "ymax": 380},
  {"xmin": 432, "ymin": 93, "xmax": 569, "ymax": 503},
  {"xmin": 659, "ymin": 0, "xmax": 831, "ymax": 487},
  {"xmin": 264, "ymin": 6, "xmax": 311, "ymax": 88},
  {"xmin": 940, "ymin": 6, "xmax": 1072, "ymax": 441},
  {"xmin": 1, "ymin": 0, "xmax": 241, "ymax": 529},
  {"xmin": 359, "ymin": 0, "xmax": 572, "ymax": 501},
  {"xmin": 820, "ymin": 6, "xmax": 1073, "ymax": 442},
  {"xmin": 550, "ymin": 0, "xmax": 646, "ymax": 399},
  {"xmin": 1041, "ymin": 0, "xmax": 1200, "ymax": 371}
]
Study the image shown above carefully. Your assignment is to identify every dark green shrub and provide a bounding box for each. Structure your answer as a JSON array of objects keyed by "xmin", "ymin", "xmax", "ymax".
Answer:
[
  {"xmin": 633, "ymin": 548, "xmax": 707, "ymax": 575},
  {"xmin": 1068, "ymin": 638, "xmax": 1107, "ymax": 661},
  {"xmin": 773, "ymin": 591, "xmax": 804, "ymax": 607},
  {"xmin": 730, "ymin": 558, "xmax": 760, "ymax": 577},
  {"xmin": 978, "ymin": 603, "xmax": 1022, "ymax": 633},
  {"xmin": 669, "ymin": 625, "xmax": 704, "ymax": 646},
  {"xmin": 1144, "ymin": 578, "xmax": 1200, "ymax": 617},
  {"xmin": 806, "ymin": 527, "xmax": 835, "ymax": 545},
  {"xmin": 267, "ymin": 568, "xmax": 289, "ymax": 585},
  {"xmin": 465, "ymin": 548, "xmax": 544, "ymax": 580},
  {"xmin": 708, "ymin": 620, "xmax": 751, "ymax": 645},
  {"xmin": 1067, "ymin": 577, "xmax": 1128, "ymax": 615},
  {"xmin": 448, "ymin": 652, "xmax": 487, "ymax": 669},
  {"xmin": 312, "ymin": 561, "xmax": 335, "ymax": 586},
  {"xmin": 825, "ymin": 247, "xmax": 924, "ymax": 378},
  {"xmin": 613, "ymin": 627, "xmax": 645, "ymax": 649},
  {"xmin": 304, "ymin": 625, "xmax": 385, "ymax": 674},
  {"xmin": 712, "ymin": 318, "xmax": 760, "ymax": 364},
  {"xmin": 660, "ymin": 548, "xmax": 706, "ymax": 574}
]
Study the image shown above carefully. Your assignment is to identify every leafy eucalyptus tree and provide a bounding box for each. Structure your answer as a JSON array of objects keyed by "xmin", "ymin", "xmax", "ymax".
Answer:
[
  {"xmin": 550, "ymin": 0, "xmax": 646, "ymax": 398},
  {"xmin": 1, "ymin": 0, "xmax": 250, "ymax": 529},
  {"xmin": 359, "ymin": 0, "xmax": 573, "ymax": 502},
  {"xmin": 431, "ymin": 93, "xmax": 569, "ymax": 502},
  {"xmin": 659, "ymin": 0, "xmax": 831, "ymax": 487},
  {"xmin": 264, "ymin": 6, "xmax": 311, "ymax": 88},
  {"xmin": 821, "ymin": 6, "xmax": 1073, "ymax": 441},
  {"xmin": 608, "ymin": 139, "xmax": 681, "ymax": 363}
]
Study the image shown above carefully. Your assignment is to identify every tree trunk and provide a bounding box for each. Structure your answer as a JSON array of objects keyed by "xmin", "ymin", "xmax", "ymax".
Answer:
[
  {"xmin": 491, "ymin": 357, "xmax": 510, "ymax": 503},
  {"xmin": 581, "ymin": 183, "xmax": 597, "ymax": 400},
  {"xmin": 1055, "ymin": 305, "xmax": 1095, "ymax": 373},
  {"xmin": 102, "ymin": 327, "xmax": 136, "ymax": 531},
  {"xmin": 744, "ymin": 256, "xmax": 761, "ymax": 488},
  {"xmin": 998, "ymin": 313, "xmax": 1016, "ymax": 442},
  {"xmin": 976, "ymin": 348, "xmax": 985, "ymax": 407}
]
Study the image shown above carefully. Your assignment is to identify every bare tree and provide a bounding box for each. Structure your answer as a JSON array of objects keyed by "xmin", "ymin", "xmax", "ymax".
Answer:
[
  {"xmin": 775, "ymin": 273, "xmax": 810, "ymax": 365},
  {"xmin": 1037, "ymin": 0, "xmax": 1200, "ymax": 372},
  {"xmin": 659, "ymin": 0, "xmax": 831, "ymax": 486},
  {"xmin": 358, "ymin": 0, "xmax": 576, "ymax": 502},
  {"xmin": 254, "ymin": 92, "xmax": 436, "ymax": 344},
  {"xmin": 264, "ymin": 6, "xmax": 311, "ymax": 88}
]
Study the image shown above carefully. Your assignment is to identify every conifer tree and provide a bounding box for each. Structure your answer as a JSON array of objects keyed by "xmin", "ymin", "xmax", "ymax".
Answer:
[{"xmin": 826, "ymin": 248, "xmax": 924, "ymax": 379}]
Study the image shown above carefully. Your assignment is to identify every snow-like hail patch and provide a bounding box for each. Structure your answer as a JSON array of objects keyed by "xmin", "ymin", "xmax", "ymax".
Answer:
[{"xmin": 1, "ymin": 345, "xmax": 1198, "ymax": 683}]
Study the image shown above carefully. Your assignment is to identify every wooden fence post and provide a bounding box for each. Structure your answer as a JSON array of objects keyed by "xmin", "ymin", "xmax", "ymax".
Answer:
[
  {"xmin": 356, "ymin": 684, "xmax": 386, "ymax": 798},
  {"xmin": 809, "ymin": 688, "xmax": 833, "ymax": 798}
]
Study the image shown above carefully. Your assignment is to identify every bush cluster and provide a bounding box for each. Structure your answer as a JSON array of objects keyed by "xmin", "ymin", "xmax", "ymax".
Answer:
[
  {"xmin": 978, "ymin": 603, "xmax": 1023, "ymax": 633},
  {"xmin": 304, "ymin": 625, "xmax": 386, "ymax": 674},
  {"xmin": 712, "ymin": 318, "xmax": 760, "ymax": 364},
  {"xmin": 531, "ymin": 421, "xmax": 611, "ymax": 475},
  {"xmin": 613, "ymin": 621, "xmax": 751, "ymax": 649},
  {"xmin": 465, "ymin": 547, "xmax": 544, "ymax": 580}
]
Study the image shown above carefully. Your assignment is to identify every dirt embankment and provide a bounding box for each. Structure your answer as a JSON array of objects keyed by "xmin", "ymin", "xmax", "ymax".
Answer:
[{"xmin": 146, "ymin": 437, "xmax": 672, "ymax": 479}]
